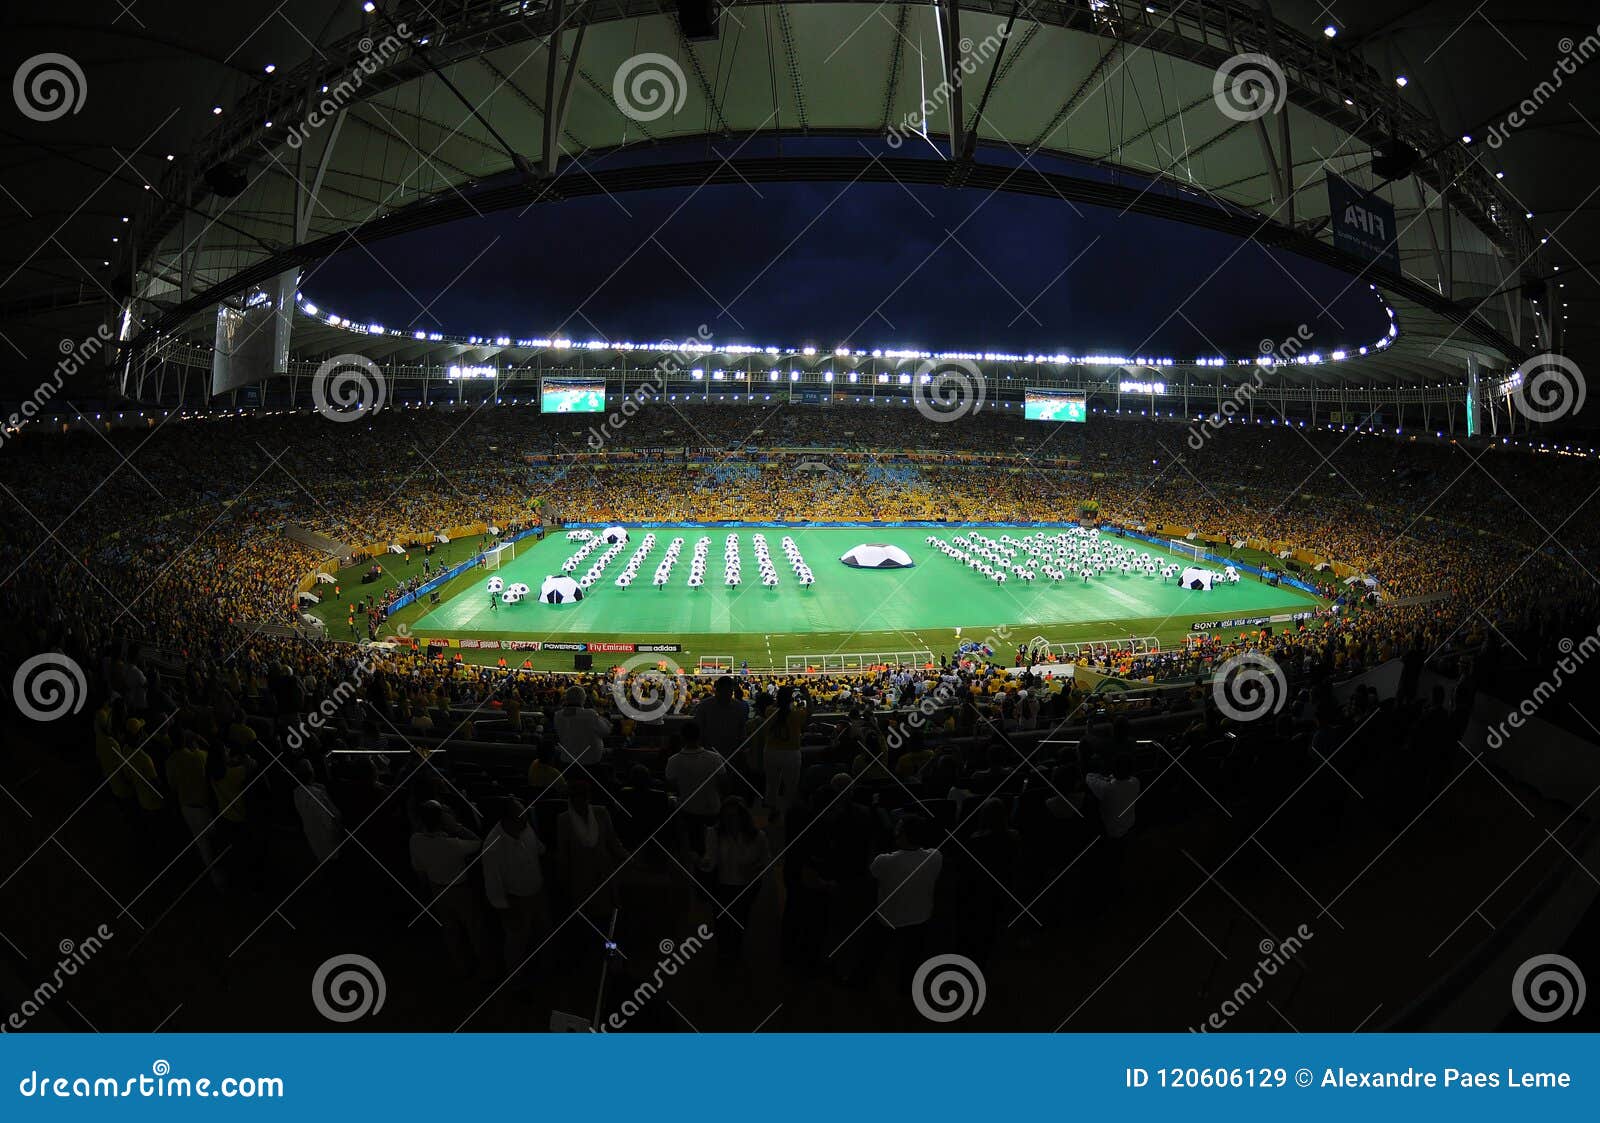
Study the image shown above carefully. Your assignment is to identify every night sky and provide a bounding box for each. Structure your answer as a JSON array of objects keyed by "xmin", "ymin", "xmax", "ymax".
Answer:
[{"xmin": 309, "ymin": 173, "xmax": 1388, "ymax": 359}]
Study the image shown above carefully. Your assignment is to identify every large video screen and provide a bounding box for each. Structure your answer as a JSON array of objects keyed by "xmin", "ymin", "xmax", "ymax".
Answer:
[
  {"xmin": 540, "ymin": 377, "xmax": 607, "ymax": 414},
  {"xmin": 1024, "ymin": 387, "xmax": 1087, "ymax": 423}
]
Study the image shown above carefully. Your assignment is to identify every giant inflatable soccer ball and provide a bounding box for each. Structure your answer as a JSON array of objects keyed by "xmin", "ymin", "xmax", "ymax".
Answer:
[
  {"xmin": 541, "ymin": 575, "xmax": 584, "ymax": 603},
  {"xmin": 839, "ymin": 543, "xmax": 915, "ymax": 569},
  {"xmin": 1180, "ymin": 566, "xmax": 1216, "ymax": 591}
]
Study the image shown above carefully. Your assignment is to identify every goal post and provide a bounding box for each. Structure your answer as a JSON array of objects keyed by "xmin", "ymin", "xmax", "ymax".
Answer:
[
  {"xmin": 484, "ymin": 540, "xmax": 516, "ymax": 569},
  {"xmin": 1167, "ymin": 538, "xmax": 1204, "ymax": 563}
]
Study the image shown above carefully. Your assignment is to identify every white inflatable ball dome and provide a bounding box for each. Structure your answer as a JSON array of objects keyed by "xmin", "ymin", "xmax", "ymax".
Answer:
[
  {"xmin": 839, "ymin": 543, "xmax": 915, "ymax": 569},
  {"xmin": 540, "ymin": 575, "xmax": 583, "ymax": 603}
]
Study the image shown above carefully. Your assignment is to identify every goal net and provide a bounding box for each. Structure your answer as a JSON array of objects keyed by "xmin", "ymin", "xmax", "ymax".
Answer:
[
  {"xmin": 1167, "ymin": 539, "xmax": 1205, "ymax": 563},
  {"xmin": 484, "ymin": 541, "xmax": 516, "ymax": 570}
]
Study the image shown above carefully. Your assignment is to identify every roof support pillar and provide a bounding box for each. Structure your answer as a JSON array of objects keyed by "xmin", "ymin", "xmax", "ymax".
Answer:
[
  {"xmin": 543, "ymin": 2, "xmax": 586, "ymax": 177},
  {"xmin": 1414, "ymin": 175, "xmax": 1450, "ymax": 299},
  {"xmin": 294, "ymin": 108, "xmax": 347, "ymax": 243},
  {"xmin": 936, "ymin": 0, "xmax": 966, "ymax": 160},
  {"xmin": 1257, "ymin": 0, "xmax": 1293, "ymax": 226}
]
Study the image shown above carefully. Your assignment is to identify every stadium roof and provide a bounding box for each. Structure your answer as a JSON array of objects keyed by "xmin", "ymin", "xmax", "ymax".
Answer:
[{"xmin": 3, "ymin": 1, "xmax": 1595, "ymax": 402}]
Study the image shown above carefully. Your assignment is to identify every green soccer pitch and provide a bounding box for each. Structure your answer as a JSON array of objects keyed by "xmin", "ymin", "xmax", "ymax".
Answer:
[{"xmin": 365, "ymin": 525, "xmax": 1324, "ymax": 670}]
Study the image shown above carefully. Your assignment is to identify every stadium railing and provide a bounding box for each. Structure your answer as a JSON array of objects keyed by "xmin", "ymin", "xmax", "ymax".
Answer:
[{"xmin": 784, "ymin": 649, "xmax": 935, "ymax": 674}]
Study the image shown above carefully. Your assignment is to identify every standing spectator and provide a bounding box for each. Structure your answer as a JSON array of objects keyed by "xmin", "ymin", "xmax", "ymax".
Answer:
[
  {"xmin": 693, "ymin": 676, "xmax": 750, "ymax": 758},
  {"xmin": 409, "ymin": 800, "xmax": 483, "ymax": 974},
  {"xmin": 663, "ymin": 721, "xmax": 725, "ymax": 856},
  {"xmin": 555, "ymin": 781, "xmax": 628, "ymax": 924},
  {"xmin": 761, "ymin": 685, "xmax": 808, "ymax": 818},
  {"xmin": 1085, "ymin": 752, "xmax": 1140, "ymax": 840},
  {"xmin": 292, "ymin": 759, "xmax": 343, "ymax": 866},
  {"xmin": 960, "ymin": 798, "xmax": 1020, "ymax": 965},
  {"xmin": 554, "ymin": 686, "xmax": 611, "ymax": 767},
  {"xmin": 699, "ymin": 797, "xmax": 770, "ymax": 964},
  {"xmin": 856, "ymin": 815, "xmax": 943, "ymax": 989},
  {"xmin": 208, "ymin": 740, "xmax": 256, "ymax": 883},
  {"xmin": 482, "ymin": 797, "xmax": 550, "ymax": 981},
  {"xmin": 526, "ymin": 744, "xmax": 567, "ymax": 794},
  {"xmin": 166, "ymin": 733, "xmax": 222, "ymax": 887}
]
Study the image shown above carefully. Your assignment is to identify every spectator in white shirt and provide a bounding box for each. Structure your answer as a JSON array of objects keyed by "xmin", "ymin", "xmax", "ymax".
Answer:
[
  {"xmin": 699, "ymin": 797, "xmax": 771, "ymax": 963},
  {"xmin": 870, "ymin": 815, "xmax": 944, "ymax": 929},
  {"xmin": 851, "ymin": 816, "xmax": 943, "ymax": 990},
  {"xmin": 409, "ymin": 800, "xmax": 484, "ymax": 974},
  {"xmin": 291, "ymin": 759, "xmax": 342, "ymax": 864},
  {"xmin": 482, "ymin": 797, "xmax": 549, "ymax": 979},
  {"xmin": 1085, "ymin": 753, "xmax": 1141, "ymax": 840},
  {"xmin": 554, "ymin": 686, "xmax": 612, "ymax": 766},
  {"xmin": 664, "ymin": 722, "xmax": 726, "ymax": 854}
]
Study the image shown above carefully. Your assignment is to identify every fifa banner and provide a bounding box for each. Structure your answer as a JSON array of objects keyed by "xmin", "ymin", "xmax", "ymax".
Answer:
[
  {"xmin": 211, "ymin": 267, "xmax": 298, "ymax": 396},
  {"xmin": 1326, "ymin": 174, "xmax": 1400, "ymax": 274}
]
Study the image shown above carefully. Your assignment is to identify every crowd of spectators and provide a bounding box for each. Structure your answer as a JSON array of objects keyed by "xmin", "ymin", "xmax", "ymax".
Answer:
[{"xmin": 3, "ymin": 399, "xmax": 1596, "ymax": 1023}]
